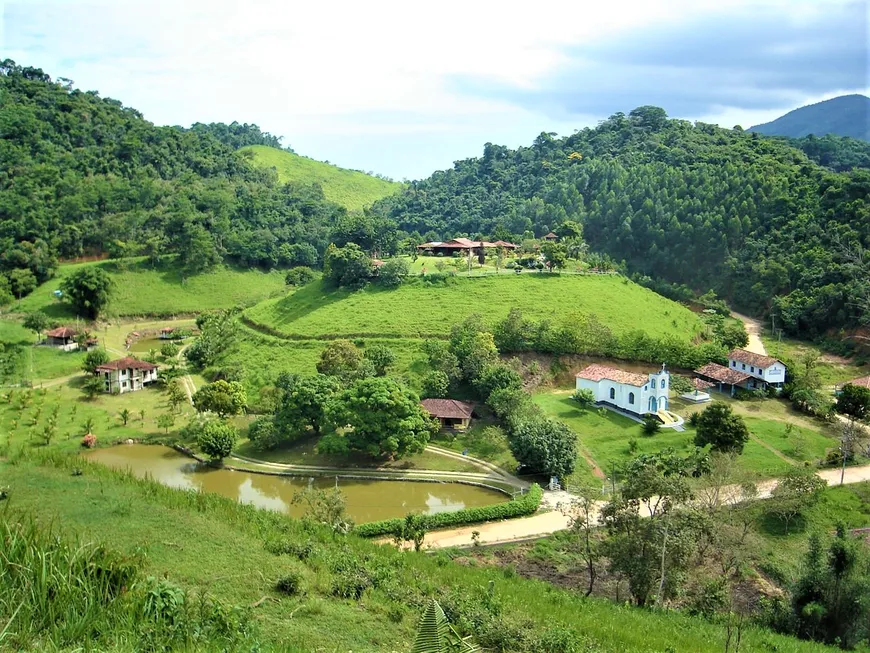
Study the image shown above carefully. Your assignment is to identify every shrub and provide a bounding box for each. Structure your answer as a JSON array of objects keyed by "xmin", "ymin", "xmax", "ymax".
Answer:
[
  {"xmin": 641, "ymin": 415, "xmax": 661, "ymax": 436},
  {"xmin": 421, "ymin": 370, "xmax": 450, "ymax": 399},
  {"xmin": 81, "ymin": 433, "xmax": 97, "ymax": 448},
  {"xmin": 275, "ymin": 571, "xmax": 304, "ymax": 596},
  {"xmin": 571, "ymin": 388, "xmax": 596, "ymax": 408},
  {"xmin": 355, "ymin": 484, "xmax": 543, "ymax": 537},
  {"xmin": 197, "ymin": 421, "xmax": 238, "ymax": 461},
  {"xmin": 284, "ymin": 266, "xmax": 316, "ymax": 286},
  {"xmin": 376, "ymin": 258, "xmax": 410, "ymax": 288},
  {"xmin": 247, "ymin": 416, "xmax": 279, "ymax": 450},
  {"xmin": 265, "ymin": 539, "xmax": 318, "ymax": 560}
]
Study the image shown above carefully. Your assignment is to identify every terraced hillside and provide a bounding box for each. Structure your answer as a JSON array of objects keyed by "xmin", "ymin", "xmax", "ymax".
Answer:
[
  {"xmin": 241, "ymin": 145, "xmax": 401, "ymax": 211},
  {"xmin": 243, "ymin": 274, "xmax": 705, "ymax": 340}
]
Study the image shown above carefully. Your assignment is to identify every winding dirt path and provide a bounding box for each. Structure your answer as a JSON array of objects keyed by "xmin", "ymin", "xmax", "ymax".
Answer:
[
  {"xmin": 404, "ymin": 463, "xmax": 870, "ymax": 550},
  {"xmin": 731, "ymin": 311, "xmax": 767, "ymax": 356}
]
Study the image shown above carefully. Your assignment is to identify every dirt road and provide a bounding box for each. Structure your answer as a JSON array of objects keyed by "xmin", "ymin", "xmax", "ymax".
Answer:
[
  {"xmin": 408, "ymin": 463, "xmax": 870, "ymax": 550},
  {"xmin": 731, "ymin": 311, "xmax": 767, "ymax": 355}
]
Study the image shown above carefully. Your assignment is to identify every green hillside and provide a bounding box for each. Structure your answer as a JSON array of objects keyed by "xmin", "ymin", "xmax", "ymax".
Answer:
[
  {"xmin": 16, "ymin": 259, "xmax": 287, "ymax": 319},
  {"xmin": 241, "ymin": 145, "xmax": 401, "ymax": 211},
  {"xmin": 749, "ymin": 94, "xmax": 870, "ymax": 141},
  {"xmin": 243, "ymin": 274, "xmax": 705, "ymax": 341}
]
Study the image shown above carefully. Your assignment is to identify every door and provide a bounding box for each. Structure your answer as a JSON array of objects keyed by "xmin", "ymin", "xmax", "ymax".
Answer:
[{"xmin": 648, "ymin": 396, "xmax": 658, "ymax": 413}]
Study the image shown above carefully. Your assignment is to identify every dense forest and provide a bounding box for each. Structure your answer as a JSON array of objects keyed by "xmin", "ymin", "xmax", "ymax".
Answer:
[
  {"xmin": 373, "ymin": 107, "xmax": 870, "ymax": 337},
  {"xmin": 0, "ymin": 60, "xmax": 344, "ymax": 291}
]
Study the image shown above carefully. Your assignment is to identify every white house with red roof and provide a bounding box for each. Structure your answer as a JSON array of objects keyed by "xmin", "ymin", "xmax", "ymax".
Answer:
[
  {"xmin": 95, "ymin": 357, "xmax": 159, "ymax": 394},
  {"xmin": 576, "ymin": 363, "xmax": 671, "ymax": 416},
  {"xmin": 726, "ymin": 349, "xmax": 787, "ymax": 391}
]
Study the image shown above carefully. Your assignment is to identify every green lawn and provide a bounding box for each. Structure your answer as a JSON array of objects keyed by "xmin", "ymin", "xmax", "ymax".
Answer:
[
  {"xmin": 245, "ymin": 275, "xmax": 705, "ymax": 340},
  {"xmin": 1, "ymin": 454, "xmax": 837, "ymax": 653},
  {"xmin": 761, "ymin": 333, "xmax": 869, "ymax": 387},
  {"xmin": 241, "ymin": 145, "xmax": 401, "ymax": 211},
  {"xmin": 431, "ymin": 423, "xmax": 520, "ymax": 475},
  {"xmin": 16, "ymin": 259, "xmax": 287, "ymax": 319},
  {"xmin": 534, "ymin": 392, "xmax": 796, "ymax": 483}
]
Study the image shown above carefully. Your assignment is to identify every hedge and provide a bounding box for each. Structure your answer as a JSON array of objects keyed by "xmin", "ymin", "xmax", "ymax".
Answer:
[{"xmin": 354, "ymin": 483, "xmax": 543, "ymax": 538}]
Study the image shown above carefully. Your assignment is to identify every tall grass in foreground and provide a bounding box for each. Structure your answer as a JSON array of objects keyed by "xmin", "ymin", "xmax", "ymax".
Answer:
[{"xmin": 0, "ymin": 509, "xmax": 256, "ymax": 651}]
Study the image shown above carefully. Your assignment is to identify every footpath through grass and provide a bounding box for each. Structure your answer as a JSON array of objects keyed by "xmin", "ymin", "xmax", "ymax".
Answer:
[
  {"xmin": 245, "ymin": 275, "xmax": 705, "ymax": 340},
  {"xmin": 241, "ymin": 145, "xmax": 401, "ymax": 211},
  {"xmin": 0, "ymin": 452, "xmax": 838, "ymax": 653}
]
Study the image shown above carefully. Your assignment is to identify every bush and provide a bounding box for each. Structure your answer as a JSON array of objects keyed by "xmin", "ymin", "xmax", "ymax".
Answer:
[
  {"xmin": 421, "ymin": 370, "xmax": 450, "ymax": 398},
  {"xmin": 247, "ymin": 416, "xmax": 279, "ymax": 450},
  {"xmin": 571, "ymin": 388, "xmax": 595, "ymax": 408},
  {"xmin": 284, "ymin": 266, "xmax": 316, "ymax": 286},
  {"xmin": 355, "ymin": 484, "xmax": 543, "ymax": 537},
  {"xmin": 197, "ymin": 421, "xmax": 238, "ymax": 461},
  {"xmin": 376, "ymin": 258, "xmax": 410, "ymax": 288},
  {"xmin": 81, "ymin": 433, "xmax": 97, "ymax": 448},
  {"xmin": 641, "ymin": 415, "xmax": 661, "ymax": 436},
  {"xmin": 275, "ymin": 571, "xmax": 304, "ymax": 596}
]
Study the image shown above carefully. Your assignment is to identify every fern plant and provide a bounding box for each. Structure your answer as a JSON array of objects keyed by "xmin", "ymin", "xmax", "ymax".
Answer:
[{"xmin": 411, "ymin": 599, "xmax": 478, "ymax": 653}]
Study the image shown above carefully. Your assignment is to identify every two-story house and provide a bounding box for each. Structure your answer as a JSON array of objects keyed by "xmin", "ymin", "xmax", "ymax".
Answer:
[
  {"xmin": 95, "ymin": 357, "xmax": 159, "ymax": 394},
  {"xmin": 727, "ymin": 349, "xmax": 787, "ymax": 391}
]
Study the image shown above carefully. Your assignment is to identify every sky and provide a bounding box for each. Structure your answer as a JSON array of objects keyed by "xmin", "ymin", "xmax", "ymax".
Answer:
[{"xmin": 1, "ymin": 0, "xmax": 868, "ymax": 180}]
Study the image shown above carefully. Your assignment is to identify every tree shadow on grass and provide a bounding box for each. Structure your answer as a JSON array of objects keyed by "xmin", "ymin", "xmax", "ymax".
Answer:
[{"xmin": 758, "ymin": 511, "xmax": 809, "ymax": 537}]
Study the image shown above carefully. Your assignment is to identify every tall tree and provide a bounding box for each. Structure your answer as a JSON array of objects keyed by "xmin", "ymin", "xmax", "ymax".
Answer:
[{"xmin": 60, "ymin": 267, "xmax": 113, "ymax": 319}]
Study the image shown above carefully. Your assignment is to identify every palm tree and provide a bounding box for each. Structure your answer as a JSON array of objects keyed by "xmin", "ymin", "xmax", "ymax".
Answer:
[{"xmin": 82, "ymin": 416, "xmax": 96, "ymax": 435}]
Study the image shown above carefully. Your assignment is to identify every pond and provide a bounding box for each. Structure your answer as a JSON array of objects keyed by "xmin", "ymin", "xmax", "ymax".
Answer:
[
  {"xmin": 128, "ymin": 336, "xmax": 185, "ymax": 354},
  {"xmin": 87, "ymin": 444, "xmax": 506, "ymax": 523}
]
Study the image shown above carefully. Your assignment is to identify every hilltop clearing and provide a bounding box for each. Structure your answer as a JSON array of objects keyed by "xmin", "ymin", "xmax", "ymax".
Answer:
[
  {"xmin": 241, "ymin": 145, "xmax": 401, "ymax": 211},
  {"xmin": 243, "ymin": 274, "xmax": 704, "ymax": 341}
]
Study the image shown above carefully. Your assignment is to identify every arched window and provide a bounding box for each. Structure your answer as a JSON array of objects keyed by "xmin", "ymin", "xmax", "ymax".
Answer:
[
  {"xmin": 628, "ymin": 392, "xmax": 635, "ymax": 405},
  {"xmin": 609, "ymin": 387, "xmax": 615, "ymax": 400},
  {"xmin": 660, "ymin": 378, "xmax": 666, "ymax": 389}
]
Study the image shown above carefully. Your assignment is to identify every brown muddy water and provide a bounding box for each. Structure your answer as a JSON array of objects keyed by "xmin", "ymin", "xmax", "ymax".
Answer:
[{"xmin": 87, "ymin": 444, "xmax": 505, "ymax": 522}]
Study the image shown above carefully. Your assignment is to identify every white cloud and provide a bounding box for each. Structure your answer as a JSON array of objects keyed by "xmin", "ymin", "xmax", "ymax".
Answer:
[{"xmin": 2, "ymin": 0, "xmax": 865, "ymax": 178}]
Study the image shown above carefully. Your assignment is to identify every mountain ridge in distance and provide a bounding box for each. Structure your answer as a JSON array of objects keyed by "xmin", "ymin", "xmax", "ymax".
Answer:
[{"xmin": 748, "ymin": 94, "xmax": 870, "ymax": 141}]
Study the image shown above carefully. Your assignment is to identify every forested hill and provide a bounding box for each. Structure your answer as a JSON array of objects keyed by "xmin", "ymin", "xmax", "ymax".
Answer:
[
  {"xmin": 749, "ymin": 94, "xmax": 870, "ymax": 141},
  {"xmin": 0, "ymin": 60, "xmax": 345, "ymax": 291},
  {"xmin": 372, "ymin": 106, "xmax": 870, "ymax": 336}
]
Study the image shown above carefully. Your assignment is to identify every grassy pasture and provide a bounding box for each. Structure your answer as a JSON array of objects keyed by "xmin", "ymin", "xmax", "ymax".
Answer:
[
  {"xmin": 15, "ymin": 259, "xmax": 287, "ymax": 319},
  {"xmin": 244, "ymin": 275, "xmax": 705, "ymax": 340},
  {"xmin": 0, "ymin": 453, "xmax": 837, "ymax": 653},
  {"xmin": 241, "ymin": 145, "xmax": 401, "ymax": 211}
]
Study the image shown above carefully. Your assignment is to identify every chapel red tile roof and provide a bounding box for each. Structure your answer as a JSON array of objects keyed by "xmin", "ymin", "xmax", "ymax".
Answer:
[
  {"xmin": 575, "ymin": 364, "xmax": 648, "ymax": 387},
  {"xmin": 420, "ymin": 399, "xmax": 475, "ymax": 419},
  {"xmin": 45, "ymin": 327, "xmax": 76, "ymax": 339},
  {"xmin": 728, "ymin": 349, "xmax": 782, "ymax": 369},
  {"xmin": 95, "ymin": 357, "xmax": 158, "ymax": 372},
  {"xmin": 845, "ymin": 375, "xmax": 870, "ymax": 389},
  {"xmin": 695, "ymin": 363, "xmax": 750, "ymax": 385}
]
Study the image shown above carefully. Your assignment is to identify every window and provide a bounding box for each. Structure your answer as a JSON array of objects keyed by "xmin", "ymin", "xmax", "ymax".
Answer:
[
  {"xmin": 628, "ymin": 392, "xmax": 635, "ymax": 404},
  {"xmin": 609, "ymin": 387, "xmax": 615, "ymax": 400},
  {"xmin": 731, "ymin": 361, "xmax": 736, "ymax": 367},
  {"xmin": 660, "ymin": 378, "xmax": 666, "ymax": 389},
  {"xmin": 750, "ymin": 366, "xmax": 755, "ymax": 373},
  {"xmin": 742, "ymin": 363, "xmax": 746, "ymax": 370}
]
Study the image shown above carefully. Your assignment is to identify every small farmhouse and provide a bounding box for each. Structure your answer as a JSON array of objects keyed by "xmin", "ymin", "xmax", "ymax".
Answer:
[
  {"xmin": 420, "ymin": 398, "xmax": 475, "ymax": 430},
  {"xmin": 45, "ymin": 327, "xmax": 78, "ymax": 350},
  {"xmin": 542, "ymin": 232, "xmax": 558, "ymax": 241},
  {"xmin": 842, "ymin": 375, "xmax": 870, "ymax": 390},
  {"xmin": 95, "ymin": 357, "xmax": 159, "ymax": 394},
  {"xmin": 416, "ymin": 238, "xmax": 517, "ymax": 256},
  {"xmin": 575, "ymin": 363, "xmax": 670, "ymax": 416},
  {"xmin": 727, "ymin": 349, "xmax": 786, "ymax": 391}
]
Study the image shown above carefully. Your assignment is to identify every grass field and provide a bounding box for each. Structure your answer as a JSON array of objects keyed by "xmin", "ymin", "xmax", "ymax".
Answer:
[
  {"xmin": 1, "ymin": 453, "xmax": 837, "ymax": 652},
  {"xmin": 241, "ymin": 145, "xmax": 401, "ymax": 211},
  {"xmin": 534, "ymin": 393, "xmax": 804, "ymax": 484},
  {"xmin": 15, "ymin": 259, "xmax": 287, "ymax": 319},
  {"xmin": 244, "ymin": 275, "xmax": 705, "ymax": 340}
]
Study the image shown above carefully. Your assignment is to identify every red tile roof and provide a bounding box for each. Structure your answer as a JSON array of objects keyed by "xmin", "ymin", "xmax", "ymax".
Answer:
[
  {"xmin": 695, "ymin": 363, "xmax": 750, "ymax": 385},
  {"xmin": 420, "ymin": 399, "xmax": 475, "ymax": 419},
  {"xmin": 692, "ymin": 378, "xmax": 715, "ymax": 390},
  {"xmin": 544, "ymin": 232, "xmax": 558, "ymax": 239},
  {"xmin": 728, "ymin": 349, "xmax": 782, "ymax": 370},
  {"xmin": 95, "ymin": 357, "xmax": 158, "ymax": 372},
  {"xmin": 845, "ymin": 375, "xmax": 870, "ymax": 389},
  {"xmin": 575, "ymin": 364, "xmax": 648, "ymax": 387},
  {"xmin": 493, "ymin": 240, "xmax": 518, "ymax": 248},
  {"xmin": 45, "ymin": 327, "xmax": 76, "ymax": 339}
]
